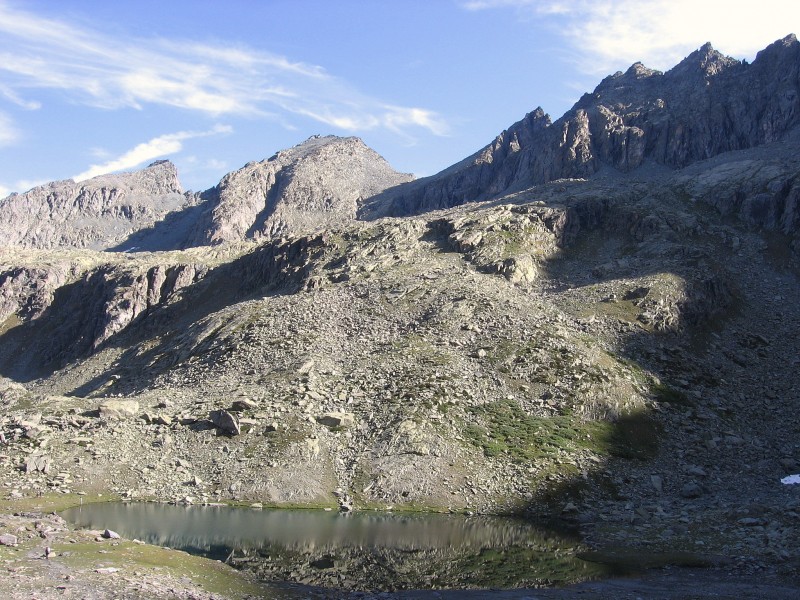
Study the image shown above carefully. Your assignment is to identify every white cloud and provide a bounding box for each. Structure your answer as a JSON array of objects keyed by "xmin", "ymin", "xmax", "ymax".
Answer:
[
  {"xmin": 0, "ymin": 111, "xmax": 18, "ymax": 146},
  {"xmin": 14, "ymin": 178, "xmax": 48, "ymax": 192},
  {"xmin": 205, "ymin": 158, "xmax": 228, "ymax": 171},
  {"xmin": 463, "ymin": 0, "xmax": 800, "ymax": 74},
  {"xmin": 0, "ymin": 84, "xmax": 40, "ymax": 110},
  {"xmin": 73, "ymin": 125, "xmax": 232, "ymax": 182},
  {"xmin": 0, "ymin": 177, "xmax": 53, "ymax": 197},
  {"xmin": 0, "ymin": 2, "xmax": 447, "ymax": 137},
  {"xmin": 383, "ymin": 106, "xmax": 450, "ymax": 137},
  {"xmin": 461, "ymin": 0, "xmax": 533, "ymax": 9}
]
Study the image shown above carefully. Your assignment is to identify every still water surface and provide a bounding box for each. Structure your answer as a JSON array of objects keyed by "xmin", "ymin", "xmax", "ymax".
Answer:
[{"xmin": 62, "ymin": 502, "xmax": 609, "ymax": 591}]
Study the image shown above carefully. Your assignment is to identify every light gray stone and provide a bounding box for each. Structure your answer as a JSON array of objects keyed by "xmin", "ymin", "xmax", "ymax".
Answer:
[
  {"xmin": 99, "ymin": 400, "xmax": 140, "ymax": 420},
  {"xmin": 316, "ymin": 412, "xmax": 355, "ymax": 428},
  {"xmin": 25, "ymin": 453, "xmax": 52, "ymax": 474}
]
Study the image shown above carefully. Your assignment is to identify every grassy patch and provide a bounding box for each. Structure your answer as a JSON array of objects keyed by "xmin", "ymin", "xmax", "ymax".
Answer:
[
  {"xmin": 598, "ymin": 410, "xmax": 661, "ymax": 459},
  {"xmin": 0, "ymin": 492, "xmax": 116, "ymax": 514},
  {"xmin": 391, "ymin": 333, "xmax": 452, "ymax": 367},
  {"xmin": 259, "ymin": 415, "xmax": 312, "ymax": 453},
  {"xmin": 463, "ymin": 399, "xmax": 659, "ymax": 462},
  {"xmin": 582, "ymin": 298, "xmax": 648, "ymax": 329}
]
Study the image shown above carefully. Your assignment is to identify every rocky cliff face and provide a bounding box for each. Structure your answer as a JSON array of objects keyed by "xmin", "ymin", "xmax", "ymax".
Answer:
[
  {"xmin": 364, "ymin": 35, "xmax": 800, "ymax": 218},
  {"xmin": 188, "ymin": 135, "xmax": 413, "ymax": 246},
  {"xmin": 0, "ymin": 252, "xmax": 210, "ymax": 378},
  {"xmin": 0, "ymin": 161, "xmax": 195, "ymax": 251}
]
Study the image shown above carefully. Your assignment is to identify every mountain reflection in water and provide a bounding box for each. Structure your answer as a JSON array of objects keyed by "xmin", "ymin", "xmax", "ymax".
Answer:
[{"xmin": 62, "ymin": 502, "xmax": 607, "ymax": 591}]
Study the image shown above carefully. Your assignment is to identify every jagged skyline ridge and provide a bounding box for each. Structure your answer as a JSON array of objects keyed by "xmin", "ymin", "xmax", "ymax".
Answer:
[
  {"xmin": 2, "ymin": 34, "xmax": 799, "ymax": 253},
  {"xmin": 0, "ymin": 0, "xmax": 796, "ymax": 198}
]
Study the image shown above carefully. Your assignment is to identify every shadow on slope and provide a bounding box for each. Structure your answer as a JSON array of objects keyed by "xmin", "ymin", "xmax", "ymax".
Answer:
[
  {"xmin": 422, "ymin": 180, "xmax": 743, "ymax": 518},
  {"xmin": 0, "ymin": 233, "xmax": 331, "ymax": 387},
  {"xmin": 108, "ymin": 197, "xmax": 214, "ymax": 252}
]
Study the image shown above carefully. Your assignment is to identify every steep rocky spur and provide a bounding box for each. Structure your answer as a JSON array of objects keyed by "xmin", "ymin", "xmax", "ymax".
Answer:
[{"xmin": 363, "ymin": 35, "xmax": 800, "ymax": 218}]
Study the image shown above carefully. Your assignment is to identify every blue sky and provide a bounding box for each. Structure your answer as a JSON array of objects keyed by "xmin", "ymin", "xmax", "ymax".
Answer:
[{"xmin": 0, "ymin": 0, "xmax": 797, "ymax": 197}]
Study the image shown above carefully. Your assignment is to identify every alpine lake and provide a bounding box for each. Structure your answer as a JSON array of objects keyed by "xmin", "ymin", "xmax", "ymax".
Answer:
[{"xmin": 61, "ymin": 501, "xmax": 621, "ymax": 592}]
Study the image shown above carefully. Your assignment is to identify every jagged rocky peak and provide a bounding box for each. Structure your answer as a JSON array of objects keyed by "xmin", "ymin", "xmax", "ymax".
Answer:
[
  {"xmin": 625, "ymin": 61, "xmax": 661, "ymax": 79},
  {"xmin": 752, "ymin": 33, "xmax": 800, "ymax": 74},
  {"xmin": 359, "ymin": 108, "xmax": 555, "ymax": 219},
  {"xmin": 594, "ymin": 62, "xmax": 662, "ymax": 95},
  {"xmin": 190, "ymin": 135, "xmax": 413, "ymax": 245},
  {"xmin": 666, "ymin": 41, "xmax": 740, "ymax": 79},
  {"xmin": 761, "ymin": 32, "xmax": 799, "ymax": 55},
  {"xmin": 0, "ymin": 160, "xmax": 192, "ymax": 250},
  {"xmin": 475, "ymin": 108, "xmax": 551, "ymax": 165},
  {"xmin": 367, "ymin": 35, "xmax": 800, "ymax": 217}
]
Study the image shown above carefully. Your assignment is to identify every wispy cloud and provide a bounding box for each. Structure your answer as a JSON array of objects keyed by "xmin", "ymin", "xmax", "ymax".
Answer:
[
  {"xmin": 204, "ymin": 158, "xmax": 228, "ymax": 171},
  {"xmin": 0, "ymin": 2, "xmax": 447, "ymax": 137},
  {"xmin": 73, "ymin": 125, "xmax": 232, "ymax": 182},
  {"xmin": 383, "ymin": 106, "xmax": 450, "ymax": 137},
  {"xmin": 0, "ymin": 176, "xmax": 48, "ymax": 197},
  {"xmin": 0, "ymin": 111, "xmax": 18, "ymax": 146},
  {"xmin": 14, "ymin": 178, "xmax": 48, "ymax": 192},
  {"xmin": 0, "ymin": 84, "xmax": 41, "ymax": 110},
  {"xmin": 462, "ymin": 0, "xmax": 800, "ymax": 74}
]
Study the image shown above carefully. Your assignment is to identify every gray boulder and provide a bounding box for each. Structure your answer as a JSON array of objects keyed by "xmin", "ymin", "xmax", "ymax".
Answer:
[{"xmin": 210, "ymin": 409, "xmax": 240, "ymax": 436}]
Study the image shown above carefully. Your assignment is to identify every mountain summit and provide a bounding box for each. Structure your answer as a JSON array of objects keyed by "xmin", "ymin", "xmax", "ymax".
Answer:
[
  {"xmin": 187, "ymin": 135, "xmax": 413, "ymax": 246},
  {"xmin": 364, "ymin": 34, "xmax": 800, "ymax": 217}
]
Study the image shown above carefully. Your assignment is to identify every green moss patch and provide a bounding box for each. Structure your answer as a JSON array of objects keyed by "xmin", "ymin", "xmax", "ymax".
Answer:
[
  {"xmin": 463, "ymin": 399, "xmax": 660, "ymax": 463},
  {"xmin": 449, "ymin": 545, "xmax": 611, "ymax": 588},
  {"xmin": 0, "ymin": 492, "xmax": 115, "ymax": 514},
  {"xmin": 651, "ymin": 382, "xmax": 693, "ymax": 406}
]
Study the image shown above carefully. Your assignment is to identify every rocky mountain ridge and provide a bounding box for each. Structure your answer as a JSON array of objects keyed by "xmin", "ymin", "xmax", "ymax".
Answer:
[
  {"xmin": 0, "ymin": 136, "xmax": 412, "ymax": 252},
  {"xmin": 363, "ymin": 34, "xmax": 800, "ymax": 218},
  {"xmin": 3, "ymin": 35, "xmax": 797, "ymax": 254}
]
